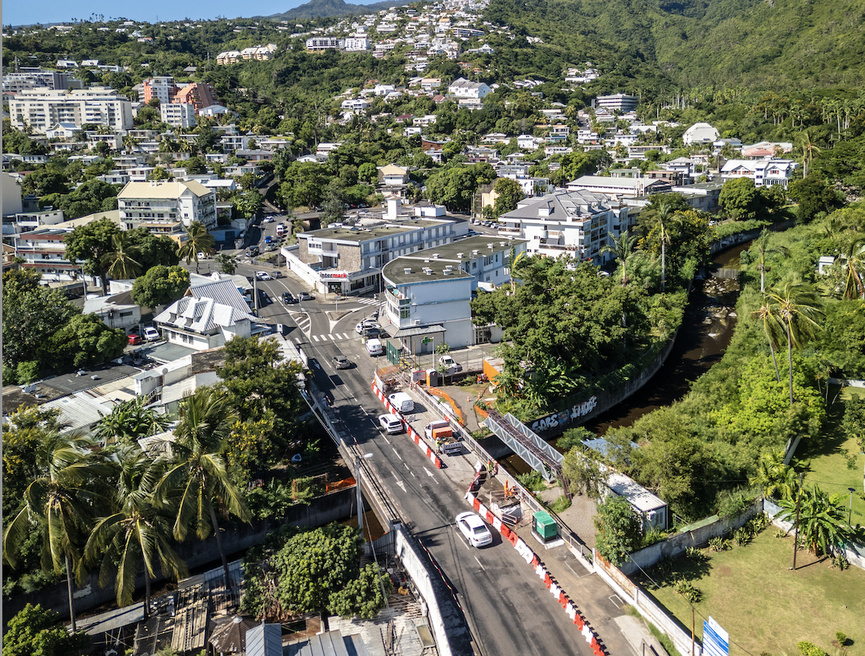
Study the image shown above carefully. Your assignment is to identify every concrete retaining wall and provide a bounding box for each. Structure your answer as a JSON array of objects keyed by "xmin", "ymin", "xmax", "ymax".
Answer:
[
  {"xmin": 4, "ymin": 488, "xmax": 356, "ymax": 624},
  {"xmin": 620, "ymin": 498, "xmax": 764, "ymax": 576}
]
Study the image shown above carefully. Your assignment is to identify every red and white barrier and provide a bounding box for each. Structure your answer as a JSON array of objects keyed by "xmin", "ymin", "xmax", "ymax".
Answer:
[
  {"xmin": 371, "ymin": 381, "xmax": 443, "ymax": 469},
  {"xmin": 465, "ymin": 491, "xmax": 607, "ymax": 656}
]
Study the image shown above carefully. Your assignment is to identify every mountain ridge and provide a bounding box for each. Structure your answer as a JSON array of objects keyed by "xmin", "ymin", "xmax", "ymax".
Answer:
[{"xmin": 268, "ymin": 0, "xmax": 404, "ymax": 21}]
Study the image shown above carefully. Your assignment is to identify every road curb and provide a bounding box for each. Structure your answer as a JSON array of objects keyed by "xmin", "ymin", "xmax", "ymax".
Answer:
[
  {"xmin": 371, "ymin": 381, "xmax": 443, "ymax": 469},
  {"xmin": 465, "ymin": 491, "xmax": 607, "ymax": 656}
]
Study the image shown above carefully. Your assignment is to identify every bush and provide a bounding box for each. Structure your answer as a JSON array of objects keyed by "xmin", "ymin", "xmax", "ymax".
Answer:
[
  {"xmin": 716, "ymin": 489, "xmax": 756, "ymax": 519},
  {"xmin": 548, "ymin": 495, "xmax": 571, "ymax": 513},
  {"xmin": 708, "ymin": 536, "xmax": 731, "ymax": 552},
  {"xmin": 797, "ymin": 641, "xmax": 828, "ymax": 656},
  {"xmin": 830, "ymin": 551, "xmax": 849, "ymax": 570},
  {"xmin": 15, "ymin": 361, "xmax": 40, "ymax": 384},
  {"xmin": 674, "ymin": 577, "xmax": 702, "ymax": 604},
  {"xmin": 517, "ymin": 471, "xmax": 547, "ymax": 492}
]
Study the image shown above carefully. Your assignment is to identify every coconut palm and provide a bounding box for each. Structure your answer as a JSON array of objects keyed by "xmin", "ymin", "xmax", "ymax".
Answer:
[
  {"xmin": 836, "ymin": 233, "xmax": 865, "ymax": 300},
  {"xmin": 601, "ymin": 229, "xmax": 640, "ymax": 286},
  {"xmin": 84, "ymin": 447, "xmax": 187, "ymax": 617},
  {"xmin": 177, "ymin": 221, "xmax": 215, "ymax": 274},
  {"xmin": 102, "ymin": 231, "xmax": 142, "ymax": 280},
  {"xmin": 766, "ymin": 280, "xmax": 824, "ymax": 405},
  {"xmin": 154, "ymin": 388, "xmax": 249, "ymax": 592},
  {"xmin": 3, "ymin": 433, "xmax": 109, "ymax": 631},
  {"xmin": 750, "ymin": 229, "xmax": 790, "ymax": 294},
  {"xmin": 655, "ymin": 203, "xmax": 675, "ymax": 293},
  {"xmin": 752, "ymin": 297, "xmax": 783, "ymax": 383},
  {"xmin": 796, "ymin": 128, "xmax": 821, "ymax": 178},
  {"xmin": 92, "ymin": 396, "xmax": 170, "ymax": 446}
]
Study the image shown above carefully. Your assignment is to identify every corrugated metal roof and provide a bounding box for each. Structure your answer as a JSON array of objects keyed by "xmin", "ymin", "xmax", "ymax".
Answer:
[
  {"xmin": 189, "ymin": 278, "xmax": 251, "ymax": 315},
  {"xmin": 246, "ymin": 623, "xmax": 282, "ymax": 656}
]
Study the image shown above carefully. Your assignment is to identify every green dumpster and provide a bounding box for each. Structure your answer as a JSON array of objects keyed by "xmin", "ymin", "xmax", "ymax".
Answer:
[{"xmin": 533, "ymin": 511, "xmax": 558, "ymax": 541}]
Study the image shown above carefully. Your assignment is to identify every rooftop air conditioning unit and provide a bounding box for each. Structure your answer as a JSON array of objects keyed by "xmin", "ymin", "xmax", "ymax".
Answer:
[
  {"xmin": 457, "ymin": 252, "xmax": 464, "ymax": 258},
  {"xmin": 472, "ymin": 249, "xmax": 479, "ymax": 256},
  {"xmin": 404, "ymin": 267, "xmax": 412, "ymax": 274},
  {"xmin": 487, "ymin": 243, "xmax": 494, "ymax": 249}
]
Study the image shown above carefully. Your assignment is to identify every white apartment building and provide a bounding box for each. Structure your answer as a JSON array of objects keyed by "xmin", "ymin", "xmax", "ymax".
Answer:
[
  {"xmin": 141, "ymin": 76, "xmax": 178, "ymax": 105},
  {"xmin": 567, "ymin": 175, "xmax": 671, "ymax": 198},
  {"xmin": 381, "ymin": 236, "xmax": 528, "ymax": 351},
  {"xmin": 288, "ymin": 209, "xmax": 468, "ymax": 296},
  {"xmin": 160, "ymin": 102, "xmax": 197, "ymax": 128},
  {"xmin": 498, "ymin": 190, "xmax": 631, "ymax": 264},
  {"xmin": 117, "ymin": 180, "xmax": 217, "ymax": 232},
  {"xmin": 2, "ymin": 70, "xmax": 70, "ymax": 93},
  {"xmin": 343, "ymin": 36, "xmax": 371, "ymax": 51},
  {"xmin": 306, "ymin": 37, "xmax": 341, "ymax": 51},
  {"xmin": 594, "ymin": 93, "xmax": 639, "ymax": 113},
  {"xmin": 9, "ymin": 87, "xmax": 134, "ymax": 133}
]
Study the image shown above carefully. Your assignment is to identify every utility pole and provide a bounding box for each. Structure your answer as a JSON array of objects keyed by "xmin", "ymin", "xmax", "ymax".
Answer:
[
  {"xmin": 791, "ymin": 472, "xmax": 803, "ymax": 570},
  {"xmin": 690, "ymin": 606, "xmax": 695, "ymax": 656}
]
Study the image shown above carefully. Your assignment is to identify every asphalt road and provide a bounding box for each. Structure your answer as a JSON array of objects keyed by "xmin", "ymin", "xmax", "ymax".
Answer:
[{"xmin": 239, "ymin": 269, "xmax": 594, "ymax": 656}]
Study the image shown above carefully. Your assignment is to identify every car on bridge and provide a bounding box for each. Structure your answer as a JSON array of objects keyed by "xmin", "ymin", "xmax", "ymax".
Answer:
[
  {"xmin": 455, "ymin": 512, "xmax": 493, "ymax": 548},
  {"xmin": 378, "ymin": 413, "xmax": 404, "ymax": 434}
]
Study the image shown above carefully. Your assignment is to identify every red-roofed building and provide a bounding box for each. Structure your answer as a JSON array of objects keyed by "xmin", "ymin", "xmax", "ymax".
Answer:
[{"xmin": 173, "ymin": 83, "xmax": 218, "ymax": 112}]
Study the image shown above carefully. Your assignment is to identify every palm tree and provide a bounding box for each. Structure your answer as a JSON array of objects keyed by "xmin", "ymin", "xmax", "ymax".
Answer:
[
  {"xmin": 766, "ymin": 280, "xmax": 824, "ymax": 406},
  {"xmin": 749, "ymin": 449, "xmax": 796, "ymax": 500},
  {"xmin": 177, "ymin": 221, "xmax": 215, "ymax": 274},
  {"xmin": 752, "ymin": 298, "xmax": 783, "ymax": 383},
  {"xmin": 3, "ymin": 433, "xmax": 109, "ymax": 631},
  {"xmin": 655, "ymin": 203, "xmax": 675, "ymax": 293},
  {"xmin": 102, "ymin": 231, "xmax": 142, "ymax": 280},
  {"xmin": 92, "ymin": 396, "xmax": 170, "ymax": 446},
  {"xmin": 778, "ymin": 485, "xmax": 853, "ymax": 556},
  {"xmin": 796, "ymin": 128, "xmax": 821, "ymax": 178},
  {"xmin": 836, "ymin": 233, "xmax": 865, "ymax": 300},
  {"xmin": 601, "ymin": 229, "xmax": 640, "ymax": 286},
  {"xmin": 84, "ymin": 447, "xmax": 187, "ymax": 617},
  {"xmin": 154, "ymin": 388, "xmax": 249, "ymax": 592},
  {"xmin": 750, "ymin": 229, "xmax": 790, "ymax": 294}
]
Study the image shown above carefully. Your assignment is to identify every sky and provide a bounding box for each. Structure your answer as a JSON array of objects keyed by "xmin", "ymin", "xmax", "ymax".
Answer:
[{"xmin": 3, "ymin": 0, "xmax": 350, "ymax": 27}]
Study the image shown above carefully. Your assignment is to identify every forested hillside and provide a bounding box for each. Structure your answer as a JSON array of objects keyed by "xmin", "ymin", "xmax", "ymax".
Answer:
[{"xmin": 486, "ymin": 0, "xmax": 865, "ymax": 91}]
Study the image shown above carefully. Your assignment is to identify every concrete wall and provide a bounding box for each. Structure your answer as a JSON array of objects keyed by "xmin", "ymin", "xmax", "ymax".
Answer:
[
  {"xmin": 283, "ymin": 245, "xmax": 322, "ymax": 290},
  {"xmin": 3, "ymin": 488, "xmax": 356, "ymax": 625},
  {"xmin": 619, "ymin": 498, "xmax": 764, "ymax": 576}
]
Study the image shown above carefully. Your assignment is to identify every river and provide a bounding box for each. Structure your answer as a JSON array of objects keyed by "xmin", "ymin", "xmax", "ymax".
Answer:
[{"xmin": 502, "ymin": 241, "xmax": 750, "ymax": 474}]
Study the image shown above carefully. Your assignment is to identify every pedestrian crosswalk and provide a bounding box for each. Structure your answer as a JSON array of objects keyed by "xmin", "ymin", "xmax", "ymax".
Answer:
[
  {"xmin": 296, "ymin": 333, "xmax": 354, "ymax": 344},
  {"xmin": 355, "ymin": 297, "xmax": 383, "ymax": 307}
]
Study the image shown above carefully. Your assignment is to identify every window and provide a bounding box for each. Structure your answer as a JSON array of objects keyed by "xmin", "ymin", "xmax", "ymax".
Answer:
[{"xmin": 400, "ymin": 307, "xmax": 411, "ymax": 319}]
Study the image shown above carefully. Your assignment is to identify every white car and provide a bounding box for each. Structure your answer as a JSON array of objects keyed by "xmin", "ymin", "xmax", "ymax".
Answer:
[
  {"xmin": 379, "ymin": 413, "xmax": 404, "ymax": 434},
  {"xmin": 439, "ymin": 355, "xmax": 463, "ymax": 373},
  {"xmin": 455, "ymin": 512, "xmax": 493, "ymax": 548},
  {"xmin": 197, "ymin": 251, "xmax": 207, "ymax": 260},
  {"xmin": 355, "ymin": 319, "xmax": 378, "ymax": 334},
  {"xmin": 255, "ymin": 271, "xmax": 271, "ymax": 281},
  {"xmin": 143, "ymin": 326, "xmax": 161, "ymax": 342},
  {"xmin": 366, "ymin": 338, "xmax": 384, "ymax": 356}
]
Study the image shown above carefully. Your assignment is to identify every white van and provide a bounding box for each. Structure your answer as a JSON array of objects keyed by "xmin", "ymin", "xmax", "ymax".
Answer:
[
  {"xmin": 388, "ymin": 392, "xmax": 414, "ymax": 414},
  {"xmin": 366, "ymin": 338, "xmax": 383, "ymax": 356}
]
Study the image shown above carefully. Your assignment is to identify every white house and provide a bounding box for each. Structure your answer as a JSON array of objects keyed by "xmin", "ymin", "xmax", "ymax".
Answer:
[
  {"xmin": 83, "ymin": 293, "xmax": 141, "ymax": 332},
  {"xmin": 447, "ymin": 77, "xmax": 491, "ymax": 100},
  {"xmin": 682, "ymin": 122, "xmax": 720, "ymax": 146},
  {"xmin": 381, "ymin": 235, "xmax": 528, "ymax": 351},
  {"xmin": 720, "ymin": 159, "xmax": 798, "ymax": 188},
  {"xmin": 498, "ymin": 190, "xmax": 631, "ymax": 265},
  {"xmin": 153, "ymin": 281, "xmax": 256, "ymax": 351},
  {"xmin": 160, "ymin": 102, "xmax": 197, "ymax": 129}
]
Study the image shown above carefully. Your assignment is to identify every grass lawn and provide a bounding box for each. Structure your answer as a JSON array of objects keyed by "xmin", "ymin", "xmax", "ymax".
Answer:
[
  {"xmin": 639, "ymin": 528, "xmax": 865, "ymax": 655},
  {"xmin": 797, "ymin": 386, "xmax": 865, "ymax": 526}
]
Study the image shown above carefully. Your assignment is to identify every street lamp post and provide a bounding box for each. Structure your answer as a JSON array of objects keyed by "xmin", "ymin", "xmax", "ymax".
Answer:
[{"xmin": 848, "ymin": 487, "xmax": 856, "ymax": 526}]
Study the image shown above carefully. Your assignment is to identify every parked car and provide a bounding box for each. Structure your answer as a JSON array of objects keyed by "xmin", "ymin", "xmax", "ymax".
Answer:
[
  {"xmin": 355, "ymin": 319, "xmax": 378, "ymax": 334},
  {"xmin": 366, "ymin": 338, "xmax": 384, "ymax": 356},
  {"xmin": 264, "ymin": 235, "xmax": 273, "ymax": 244},
  {"xmin": 388, "ymin": 392, "xmax": 414, "ymax": 414},
  {"xmin": 143, "ymin": 326, "xmax": 161, "ymax": 342},
  {"xmin": 281, "ymin": 292, "xmax": 297, "ymax": 304},
  {"xmin": 255, "ymin": 271, "xmax": 271, "ymax": 281},
  {"xmin": 298, "ymin": 291, "xmax": 314, "ymax": 301},
  {"xmin": 262, "ymin": 216, "xmax": 274, "ymax": 223},
  {"xmin": 378, "ymin": 413, "xmax": 404, "ymax": 435},
  {"xmin": 455, "ymin": 512, "xmax": 493, "ymax": 547},
  {"xmin": 438, "ymin": 355, "xmax": 463, "ymax": 373},
  {"xmin": 332, "ymin": 354, "xmax": 351, "ymax": 369},
  {"xmin": 128, "ymin": 334, "xmax": 143, "ymax": 345},
  {"xmin": 197, "ymin": 251, "xmax": 208, "ymax": 260}
]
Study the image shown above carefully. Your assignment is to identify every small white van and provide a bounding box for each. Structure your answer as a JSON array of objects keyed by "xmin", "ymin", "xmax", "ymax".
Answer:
[
  {"xmin": 388, "ymin": 392, "xmax": 414, "ymax": 414},
  {"xmin": 366, "ymin": 338, "xmax": 384, "ymax": 356}
]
